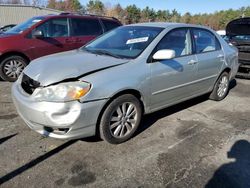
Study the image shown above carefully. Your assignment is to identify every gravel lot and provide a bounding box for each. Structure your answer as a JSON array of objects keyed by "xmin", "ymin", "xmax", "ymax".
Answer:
[{"xmin": 0, "ymin": 78, "xmax": 250, "ymax": 188}]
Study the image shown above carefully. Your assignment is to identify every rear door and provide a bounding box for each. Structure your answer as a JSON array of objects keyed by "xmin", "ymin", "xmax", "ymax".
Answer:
[
  {"xmin": 150, "ymin": 28, "xmax": 198, "ymax": 110},
  {"xmin": 70, "ymin": 17, "xmax": 103, "ymax": 49},
  {"xmin": 191, "ymin": 28, "xmax": 224, "ymax": 93},
  {"xmin": 25, "ymin": 18, "xmax": 72, "ymax": 59}
]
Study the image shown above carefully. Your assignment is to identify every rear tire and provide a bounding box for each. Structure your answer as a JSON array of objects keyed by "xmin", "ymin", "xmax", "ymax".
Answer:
[
  {"xmin": 99, "ymin": 94, "xmax": 142, "ymax": 144},
  {"xmin": 209, "ymin": 72, "xmax": 229, "ymax": 101},
  {"xmin": 0, "ymin": 55, "xmax": 28, "ymax": 82}
]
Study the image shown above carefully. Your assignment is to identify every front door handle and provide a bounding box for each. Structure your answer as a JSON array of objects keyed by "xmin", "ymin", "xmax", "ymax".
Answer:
[{"xmin": 188, "ymin": 60, "xmax": 198, "ymax": 65}]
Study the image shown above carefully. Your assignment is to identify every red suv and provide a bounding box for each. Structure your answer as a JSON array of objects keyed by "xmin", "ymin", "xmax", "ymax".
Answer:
[{"xmin": 0, "ymin": 13, "xmax": 122, "ymax": 81}]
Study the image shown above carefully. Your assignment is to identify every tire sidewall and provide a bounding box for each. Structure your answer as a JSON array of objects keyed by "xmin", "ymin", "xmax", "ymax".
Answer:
[
  {"xmin": 99, "ymin": 94, "xmax": 142, "ymax": 144},
  {"xmin": 0, "ymin": 55, "xmax": 27, "ymax": 82}
]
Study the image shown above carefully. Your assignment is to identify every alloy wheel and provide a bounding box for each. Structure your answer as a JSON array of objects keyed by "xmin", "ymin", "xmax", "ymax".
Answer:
[
  {"xmin": 3, "ymin": 59, "xmax": 25, "ymax": 79},
  {"xmin": 109, "ymin": 102, "xmax": 138, "ymax": 138}
]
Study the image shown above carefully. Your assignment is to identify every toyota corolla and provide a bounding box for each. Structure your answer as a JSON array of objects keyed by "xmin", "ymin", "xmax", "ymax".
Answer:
[{"xmin": 12, "ymin": 23, "xmax": 239, "ymax": 144}]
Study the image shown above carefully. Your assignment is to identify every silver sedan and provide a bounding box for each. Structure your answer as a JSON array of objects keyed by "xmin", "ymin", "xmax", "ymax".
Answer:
[{"xmin": 12, "ymin": 23, "xmax": 239, "ymax": 144}]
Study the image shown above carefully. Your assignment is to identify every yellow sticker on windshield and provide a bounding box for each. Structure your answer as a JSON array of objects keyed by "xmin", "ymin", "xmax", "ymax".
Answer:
[{"xmin": 126, "ymin": 37, "xmax": 149, "ymax": 44}]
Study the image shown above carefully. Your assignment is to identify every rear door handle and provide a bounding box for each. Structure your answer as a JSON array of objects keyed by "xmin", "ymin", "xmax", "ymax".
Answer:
[{"xmin": 188, "ymin": 60, "xmax": 198, "ymax": 65}]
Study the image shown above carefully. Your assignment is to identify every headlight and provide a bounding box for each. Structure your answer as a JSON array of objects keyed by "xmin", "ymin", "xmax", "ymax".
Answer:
[{"xmin": 33, "ymin": 81, "xmax": 91, "ymax": 102}]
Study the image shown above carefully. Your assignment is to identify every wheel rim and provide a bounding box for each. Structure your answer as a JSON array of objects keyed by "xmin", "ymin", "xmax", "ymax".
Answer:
[
  {"xmin": 3, "ymin": 59, "xmax": 25, "ymax": 79},
  {"xmin": 217, "ymin": 75, "xmax": 228, "ymax": 97},
  {"xmin": 109, "ymin": 102, "xmax": 138, "ymax": 138}
]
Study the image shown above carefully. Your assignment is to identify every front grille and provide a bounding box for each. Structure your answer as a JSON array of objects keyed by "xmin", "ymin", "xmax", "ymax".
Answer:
[{"xmin": 21, "ymin": 74, "xmax": 40, "ymax": 95}]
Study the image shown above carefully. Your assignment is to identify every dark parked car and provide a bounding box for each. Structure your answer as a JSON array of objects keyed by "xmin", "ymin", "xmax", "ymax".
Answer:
[
  {"xmin": 0, "ymin": 24, "xmax": 16, "ymax": 33},
  {"xmin": 0, "ymin": 13, "xmax": 122, "ymax": 81},
  {"xmin": 226, "ymin": 17, "xmax": 250, "ymax": 78}
]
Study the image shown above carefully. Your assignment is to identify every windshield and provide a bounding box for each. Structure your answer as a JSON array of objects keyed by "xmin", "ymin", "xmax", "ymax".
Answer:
[
  {"xmin": 6, "ymin": 16, "xmax": 45, "ymax": 34},
  {"xmin": 83, "ymin": 26, "xmax": 163, "ymax": 59}
]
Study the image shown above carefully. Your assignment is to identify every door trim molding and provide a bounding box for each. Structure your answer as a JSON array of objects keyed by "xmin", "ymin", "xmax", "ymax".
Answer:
[{"xmin": 152, "ymin": 74, "xmax": 218, "ymax": 95}]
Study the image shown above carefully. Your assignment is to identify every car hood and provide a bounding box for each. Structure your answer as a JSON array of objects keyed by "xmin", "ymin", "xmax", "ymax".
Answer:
[{"xmin": 23, "ymin": 50, "xmax": 129, "ymax": 86}]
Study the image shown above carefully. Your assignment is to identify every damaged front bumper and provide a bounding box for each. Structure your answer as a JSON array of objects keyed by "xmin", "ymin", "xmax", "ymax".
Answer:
[{"xmin": 12, "ymin": 82, "xmax": 107, "ymax": 140}]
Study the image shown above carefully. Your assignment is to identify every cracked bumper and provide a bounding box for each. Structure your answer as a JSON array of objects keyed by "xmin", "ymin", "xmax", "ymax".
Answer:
[{"xmin": 12, "ymin": 82, "xmax": 107, "ymax": 140}]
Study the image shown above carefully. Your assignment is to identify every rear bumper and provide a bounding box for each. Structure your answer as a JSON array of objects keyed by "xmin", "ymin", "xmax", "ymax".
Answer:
[{"xmin": 12, "ymin": 82, "xmax": 107, "ymax": 140}]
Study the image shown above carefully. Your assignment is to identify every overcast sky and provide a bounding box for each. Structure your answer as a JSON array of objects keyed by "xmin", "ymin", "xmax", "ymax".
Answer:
[{"xmin": 80, "ymin": 0, "xmax": 250, "ymax": 14}]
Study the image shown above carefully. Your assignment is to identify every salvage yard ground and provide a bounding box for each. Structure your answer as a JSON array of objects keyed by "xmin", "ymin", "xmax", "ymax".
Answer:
[{"xmin": 0, "ymin": 79, "xmax": 250, "ymax": 188}]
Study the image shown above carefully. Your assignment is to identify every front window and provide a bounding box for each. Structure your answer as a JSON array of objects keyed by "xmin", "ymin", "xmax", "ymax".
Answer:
[
  {"xmin": 33, "ymin": 18, "xmax": 69, "ymax": 38},
  {"xmin": 155, "ymin": 28, "xmax": 192, "ymax": 57},
  {"xmin": 6, "ymin": 17, "xmax": 45, "ymax": 34},
  {"xmin": 83, "ymin": 26, "xmax": 163, "ymax": 59}
]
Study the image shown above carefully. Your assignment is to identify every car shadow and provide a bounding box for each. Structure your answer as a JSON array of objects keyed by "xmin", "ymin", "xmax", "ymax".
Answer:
[
  {"xmin": 0, "ymin": 133, "xmax": 18, "ymax": 145},
  {"xmin": 205, "ymin": 140, "xmax": 250, "ymax": 188},
  {"xmin": 229, "ymin": 78, "xmax": 237, "ymax": 90},
  {"xmin": 0, "ymin": 140, "xmax": 77, "ymax": 185}
]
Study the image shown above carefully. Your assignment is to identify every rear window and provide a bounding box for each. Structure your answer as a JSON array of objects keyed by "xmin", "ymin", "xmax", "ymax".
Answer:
[
  {"xmin": 71, "ymin": 18, "xmax": 102, "ymax": 36},
  {"xmin": 102, "ymin": 19, "xmax": 121, "ymax": 31},
  {"xmin": 193, "ymin": 29, "xmax": 221, "ymax": 53}
]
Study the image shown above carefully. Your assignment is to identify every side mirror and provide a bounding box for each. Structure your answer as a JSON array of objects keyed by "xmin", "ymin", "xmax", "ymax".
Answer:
[
  {"xmin": 153, "ymin": 49, "xmax": 175, "ymax": 60},
  {"xmin": 32, "ymin": 30, "xmax": 44, "ymax": 39}
]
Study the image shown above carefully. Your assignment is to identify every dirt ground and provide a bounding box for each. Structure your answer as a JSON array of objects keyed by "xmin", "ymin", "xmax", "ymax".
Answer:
[{"xmin": 0, "ymin": 78, "xmax": 250, "ymax": 188}]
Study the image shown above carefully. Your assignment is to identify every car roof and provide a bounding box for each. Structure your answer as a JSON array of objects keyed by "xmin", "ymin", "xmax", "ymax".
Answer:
[
  {"xmin": 128, "ymin": 22, "xmax": 211, "ymax": 30},
  {"xmin": 37, "ymin": 13, "xmax": 120, "ymax": 22}
]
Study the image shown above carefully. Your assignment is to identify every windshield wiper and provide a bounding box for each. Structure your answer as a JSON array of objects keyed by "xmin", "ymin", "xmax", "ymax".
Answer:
[{"xmin": 87, "ymin": 49, "xmax": 122, "ymax": 59}]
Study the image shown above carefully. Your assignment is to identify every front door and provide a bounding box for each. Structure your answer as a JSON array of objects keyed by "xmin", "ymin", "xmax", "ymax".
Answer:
[
  {"xmin": 150, "ymin": 28, "xmax": 198, "ymax": 110},
  {"xmin": 25, "ymin": 18, "xmax": 73, "ymax": 60}
]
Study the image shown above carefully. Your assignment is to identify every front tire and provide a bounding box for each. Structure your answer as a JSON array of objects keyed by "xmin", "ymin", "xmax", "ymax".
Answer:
[
  {"xmin": 209, "ymin": 72, "xmax": 229, "ymax": 101},
  {"xmin": 99, "ymin": 94, "xmax": 142, "ymax": 144},
  {"xmin": 0, "ymin": 55, "xmax": 28, "ymax": 82}
]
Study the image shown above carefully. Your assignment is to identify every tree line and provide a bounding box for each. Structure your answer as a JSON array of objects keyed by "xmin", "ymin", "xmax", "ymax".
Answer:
[{"xmin": 1, "ymin": 0, "xmax": 250, "ymax": 30}]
